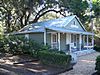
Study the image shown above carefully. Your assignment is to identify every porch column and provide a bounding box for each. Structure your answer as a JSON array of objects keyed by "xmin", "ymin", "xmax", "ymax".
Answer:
[
  {"xmin": 79, "ymin": 34, "xmax": 82, "ymax": 51},
  {"xmin": 44, "ymin": 29, "xmax": 46, "ymax": 45},
  {"xmin": 69, "ymin": 33, "xmax": 71, "ymax": 53},
  {"xmin": 86, "ymin": 35, "xmax": 89, "ymax": 50},
  {"xmin": 92, "ymin": 35, "xmax": 94, "ymax": 49},
  {"xmin": 58, "ymin": 33, "xmax": 60, "ymax": 51},
  {"xmin": 66, "ymin": 33, "xmax": 68, "ymax": 44}
]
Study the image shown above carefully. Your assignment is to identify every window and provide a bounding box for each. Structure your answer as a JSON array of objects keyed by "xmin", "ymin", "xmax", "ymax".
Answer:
[
  {"xmin": 25, "ymin": 34, "xmax": 29, "ymax": 39},
  {"xmin": 52, "ymin": 34, "xmax": 57, "ymax": 43},
  {"xmin": 71, "ymin": 34, "xmax": 77, "ymax": 46},
  {"xmin": 73, "ymin": 21, "xmax": 76, "ymax": 25},
  {"xmin": 51, "ymin": 33, "xmax": 58, "ymax": 49}
]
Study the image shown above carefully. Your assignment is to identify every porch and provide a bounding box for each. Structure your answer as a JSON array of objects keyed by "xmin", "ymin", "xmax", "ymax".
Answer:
[{"xmin": 44, "ymin": 30, "xmax": 94, "ymax": 53}]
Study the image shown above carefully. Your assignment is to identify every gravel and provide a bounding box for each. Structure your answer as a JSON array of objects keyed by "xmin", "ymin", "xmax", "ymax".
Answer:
[{"xmin": 59, "ymin": 52, "xmax": 100, "ymax": 75}]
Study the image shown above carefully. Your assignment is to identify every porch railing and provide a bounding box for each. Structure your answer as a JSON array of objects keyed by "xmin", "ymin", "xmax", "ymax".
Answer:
[
  {"xmin": 51, "ymin": 43, "xmax": 59, "ymax": 49},
  {"xmin": 66, "ymin": 43, "xmax": 94, "ymax": 53}
]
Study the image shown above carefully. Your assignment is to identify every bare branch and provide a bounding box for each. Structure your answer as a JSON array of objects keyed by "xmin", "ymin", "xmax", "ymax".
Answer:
[{"xmin": 31, "ymin": 9, "xmax": 66, "ymax": 23}]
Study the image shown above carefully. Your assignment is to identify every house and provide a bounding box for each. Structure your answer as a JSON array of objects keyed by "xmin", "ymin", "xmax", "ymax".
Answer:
[{"xmin": 16, "ymin": 15, "xmax": 95, "ymax": 56}]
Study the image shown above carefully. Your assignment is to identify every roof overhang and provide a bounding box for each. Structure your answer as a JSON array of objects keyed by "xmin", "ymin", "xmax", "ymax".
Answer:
[
  {"xmin": 45, "ymin": 26, "xmax": 94, "ymax": 35},
  {"xmin": 13, "ymin": 28, "xmax": 44, "ymax": 35}
]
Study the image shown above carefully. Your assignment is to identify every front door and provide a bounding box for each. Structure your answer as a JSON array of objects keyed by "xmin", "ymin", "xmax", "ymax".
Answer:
[{"xmin": 51, "ymin": 33, "xmax": 58, "ymax": 49}]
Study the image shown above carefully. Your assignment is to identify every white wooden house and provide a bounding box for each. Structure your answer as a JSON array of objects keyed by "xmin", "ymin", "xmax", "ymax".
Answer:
[{"xmin": 16, "ymin": 15, "xmax": 95, "ymax": 56}]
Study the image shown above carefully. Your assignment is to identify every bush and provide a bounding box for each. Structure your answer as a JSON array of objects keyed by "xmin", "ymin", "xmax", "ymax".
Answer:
[
  {"xmin": 0, "ymin": 35, "xmax": 42, "ymax": 55},
  {"xmin": 49, "ymin": 49, "xmax": 66, "ymax": 54},
  {"xmin": 38, "ymin": 50, "xmax": 71, "ymax": 68},
  {"xmin": 95, "ymin": 55, "xmax": 100, "ymax": 74},
  {"xmin": 94, "ymin": 46, "xmax": 100, "ymax": 52}
]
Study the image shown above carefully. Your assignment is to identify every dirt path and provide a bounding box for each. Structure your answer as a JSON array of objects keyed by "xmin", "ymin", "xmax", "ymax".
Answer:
[{"xmin": 59, "ymin": 52, "xmax": 100, "ymax": 75}]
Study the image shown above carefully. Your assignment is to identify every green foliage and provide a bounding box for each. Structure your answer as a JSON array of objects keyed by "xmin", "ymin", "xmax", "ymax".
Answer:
[
  {"xmin": 38, "ymin": 50, "xmax": 71, "ymax": 68},
  {"xmin": 60, "ymin": 0, "xmax": 88, "ymax": 23},
  {"xmin": 0, "ymin": 0, "xmax": 89, "ymax": 32},
  {"xmin": 93, "ymin": 0, "xmax": 100, "ymax": 35},
  {"xmin": 95, "ymin": 55, "xmax": 100, "ymax": 73},
  {"xmin": 94, "ymin": 45, "xmax": 100, "ymax": 52},
  {"xmin": 0, "ymin": 0, "xmax": 99, "ymax": 33},
  {"xmin": 0, "ymin": 24, "xmax": 3, "ymax": 39},
  {"xmin": 93, "ymin": 0, "xmax": 100, "ymax": 17},
  {"xmin": 49, "ymin": 49, "xmax": 66, "ymax": 54},
  {"xmin": 0, "ymin": 35, "xmax": 42, "ymax": 55}
]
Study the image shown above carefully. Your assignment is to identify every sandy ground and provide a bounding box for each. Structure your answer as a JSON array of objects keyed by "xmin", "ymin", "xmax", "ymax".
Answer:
[
  {"xmin": 59, "ymin": 52, "xmax": 100, "ymax": 75},
  {"xmin": 0, "ymin": 53, "xmax": 67, "ymax": 75},
  {"xmin": 0, "ymin": 52, "xmax": 99, "ymax": 75}
]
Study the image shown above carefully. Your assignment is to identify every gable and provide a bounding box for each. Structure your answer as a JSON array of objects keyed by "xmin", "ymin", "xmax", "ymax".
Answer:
[{"xmin": 65, "ymin": 17, "xmax": 86, "ymax": 32}]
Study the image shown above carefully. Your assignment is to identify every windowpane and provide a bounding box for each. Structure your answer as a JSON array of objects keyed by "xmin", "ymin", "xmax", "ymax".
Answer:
[{"xmin": 53, "ymin": 34, "xmax": 57, "ymax": 42}]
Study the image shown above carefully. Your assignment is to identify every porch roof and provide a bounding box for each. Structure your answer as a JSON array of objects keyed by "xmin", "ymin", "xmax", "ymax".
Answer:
[
  {"xmin": 46, "ymin": 26, "xmax": 94, "ymax": 35},
  {"xmin": 15, "ymin": 26, "xmax": 94, "ymax": 35}
]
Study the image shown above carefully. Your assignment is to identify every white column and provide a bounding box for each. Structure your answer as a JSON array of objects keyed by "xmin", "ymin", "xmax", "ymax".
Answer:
[
  {"xmin": 66, "ymin": 33, "xmax": 68, "ymax": 45},
  {"xmin": 69, "ymin": 33, "xmax": 71, "ymax": 53},
  {"xmin": 92, "ymin": 35, "xmax": 94, "ymax": 49},
  {"xmin": 25, "ymin": 34, "xmax": 29, "ymax": 40},
  {"xmin": 86, "ymin": 35, "xmax": 89, "ymax": 50},
  {"xmin": 83, "ymin": 35, "xmax": 85, "ymax": 46},
  {"xmin": 58, "ymin": 33, "xmax": 60, "ymax": 51},
  {"xmin": 44, "ymin": 29, "xmax": 46, "ymax": 45},
  {"xmin": 79, "ymin": 34, "xmax": 82, "ymax": 51}
]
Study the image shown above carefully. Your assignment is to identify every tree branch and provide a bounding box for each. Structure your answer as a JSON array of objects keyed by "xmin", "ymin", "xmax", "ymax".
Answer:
[{"xmin": 32, "ymin": 9, "xmax": 66, "ymax": 23}]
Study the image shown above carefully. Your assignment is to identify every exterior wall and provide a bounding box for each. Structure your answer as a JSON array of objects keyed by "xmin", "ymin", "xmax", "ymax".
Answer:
[
  {"xmin": 15, "ymin": 34, "xmax": 25, "ymax": 38},
  {"xmin": 65, "ymin": 18, "xmax": 85, "ymax": 32},
  {"xmin": 29, "ymin": 33, "xmax": 44, "ymax": 44}
]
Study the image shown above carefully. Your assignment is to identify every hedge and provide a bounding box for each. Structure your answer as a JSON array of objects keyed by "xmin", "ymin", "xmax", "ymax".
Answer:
[
  {"xmin": 94, "ymin": 46, "xmax": 100, "ymax": 52},
  {"xmin": 95, "ymin": 55, "xmax": 100, "ymax": 73},
  {"xmin": 38, "ymin": 50, "xmax": 71, "ymax": 68}
]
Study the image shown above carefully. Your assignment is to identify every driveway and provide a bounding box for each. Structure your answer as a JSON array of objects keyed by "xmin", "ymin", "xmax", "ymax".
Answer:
[{"xmin": 59, "ymin": 52, "xmax": 100, "ymax": 75}]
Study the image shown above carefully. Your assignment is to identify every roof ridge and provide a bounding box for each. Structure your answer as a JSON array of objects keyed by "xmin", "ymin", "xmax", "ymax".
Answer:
[{"xmin": 19, "ymin": 15, "xmax": 76, "ymax": 32}]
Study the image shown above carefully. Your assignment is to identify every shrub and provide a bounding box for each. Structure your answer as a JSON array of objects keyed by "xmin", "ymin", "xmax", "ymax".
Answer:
[
  {"xmin": 94, "ymin": 46, "xmax": 100, "ymax": 52},
  {"xmin": 38, "ymin": 50, "xmax": 71, "ymax": 68},
  {"xmin": 49, "ymin": 49, "xmax": 66, "ymax": 54},
  {"xmin": 0, "ymin": 35, "xmax": 42, "ymax": 55},
  {"xmin": 95, "ymin": 55, "xmax": 100, "ymax": 74}
]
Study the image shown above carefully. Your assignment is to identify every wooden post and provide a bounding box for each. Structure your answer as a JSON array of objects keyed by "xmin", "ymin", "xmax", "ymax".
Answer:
[
  {"xmin": 69, "ymin": 33, "xmax": 71, "ymax": 53},
  {"xmin": 92, "ymin": 35, "xmax": 94, "ymax": 49},
  {"xmin": 58, "ymin": 33, "xmax": 60, "ymax": 51},
  {"xmin": 86, "ymin": 35, "xmax": 89, "ymax": 50},
  {"xmin": 79, "ymin": 34, "xmax": 82, "ymax": 51},
  {"xmin": 66, "ymin": 33, "xmax": 67, "ymax": 44},
  {"xmin": 44, "ymin": 29, "xmax": 46, "ymax": 45},
  {"xmin": 83, "ymin": 35, "xmax": 85, "ymax": 46}
]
